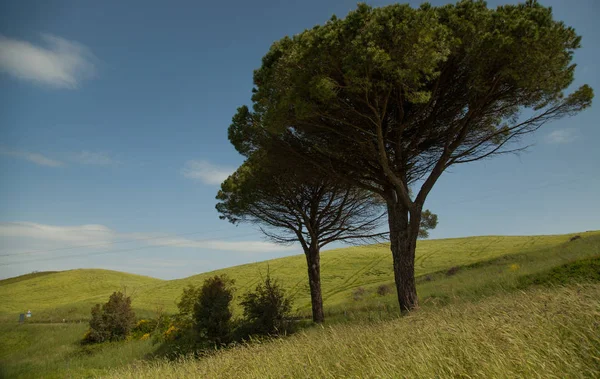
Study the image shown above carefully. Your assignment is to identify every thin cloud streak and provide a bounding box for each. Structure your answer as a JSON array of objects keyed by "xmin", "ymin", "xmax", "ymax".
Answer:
[
  {"xmin": 0, "ymin": 222, "xmax": 114, "ymax": 245},
  {"xmin": 0, "ymin": 222, "xmax": 293, "ymax": 256},
  {"xmin": 70, "ymin": 151, "xmax": 118, "ymax": 165},
  {"xmin": 545, "ymin": 129, "xmax": 577, "ymax": 144},
  {"xmin": 0, "ymin": 148, "xmax": 64, "ymax": 167},
  {"xmin": 147, "ymin": 237, "xmax": 295, "ymax": 253},
  {"xmin": 1, "ymin": 148, "xmax": 120, "ymax": 167},
  {"xmin": 181, "ymin": 160, "xmax": 234, "ymax": 185}
]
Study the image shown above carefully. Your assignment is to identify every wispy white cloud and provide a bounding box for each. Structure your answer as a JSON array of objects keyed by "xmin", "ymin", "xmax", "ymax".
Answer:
[
  {"xmin": 1, "ymin": 148, "xmax": 120, "ymax": 167},
  {"xmin": 545, "ymin": 129, "xmax": 577, "ymax": 144},
  {"xmin": 0, "ymin": 148, "xmax": 64, "ymax": 167},
  {"xmin": 0, "ymin": 34, "xmax": 96, "ymax": 88},
  {"xmin": 0, "ymin": 222, "xmax": 297, "ymax": 280},
  {"xmin": 146, "ymin": 237, "xmax": 295, "ymax": 253},
  {"xmin": 0, "ymin": 222, "xmax": 114, "ymax": 245},
  {"xmin": 70, "ymin": 151, "xmax": 117, "ymax": 166},
  {"xmin": 181, "ymin": 160, "xmax": 234, "ymax": 185},
  {"xmin": 0, "ymin": 222, "xmax": 293, "ymax": 256}
]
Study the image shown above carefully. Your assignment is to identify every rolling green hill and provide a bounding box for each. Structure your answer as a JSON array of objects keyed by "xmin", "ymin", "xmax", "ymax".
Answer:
[
  {"xmin": 0, "ymin": 269, "xmax": 161, "ymax": 322},
  {"xmin": 1, "ymin": 231, "xmax": 598, "ymax": 322},
  {"xmin": 1, "ymin": 231, "xmax": 599, "ymax": 378}
]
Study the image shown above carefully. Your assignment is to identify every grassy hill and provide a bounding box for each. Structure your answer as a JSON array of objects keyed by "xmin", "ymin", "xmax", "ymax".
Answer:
[
  {"xmin": 0, "ymin": 269, "xmax": 161, "ymax": 322},
  {"xmin": 1, "ymin": 231, "xmax": 599, "ymax": 378},
  {"xmin": 1, "ymin": 231, "xmax": 599, "ymax": 322}
]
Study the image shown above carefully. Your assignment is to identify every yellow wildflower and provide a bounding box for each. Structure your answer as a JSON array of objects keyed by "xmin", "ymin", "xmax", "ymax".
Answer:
[{"xmin": 163, "ymin": 325, "xmax": 179, "ymax": 340}]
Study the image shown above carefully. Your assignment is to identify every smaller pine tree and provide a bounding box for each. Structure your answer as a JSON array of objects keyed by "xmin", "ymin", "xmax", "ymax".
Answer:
[
  {"xmin": 84, "ymin": 291, "xmax": 136, "ymax": 343},
  {"xmin": 240, "ymin": 272, "xmax": 292, "ymax": 336},
  {"xmin": 193, "ymin": 275, "xmax": 235, "ymax": 345}
]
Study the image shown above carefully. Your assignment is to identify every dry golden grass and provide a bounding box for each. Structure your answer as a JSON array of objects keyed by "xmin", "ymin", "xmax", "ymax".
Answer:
[{"xmin": 107, "ymin": 284, "xmax": 600, "ymax": 379}]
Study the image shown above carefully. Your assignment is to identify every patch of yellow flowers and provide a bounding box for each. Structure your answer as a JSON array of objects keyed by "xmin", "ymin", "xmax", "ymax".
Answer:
[
  {"xmin": 83, "ymin": 329, "xmax": 92, "ymax": 340},
  {"xmin": 163, "ymin": 325, "xmax": 179, "ymax": 341}
]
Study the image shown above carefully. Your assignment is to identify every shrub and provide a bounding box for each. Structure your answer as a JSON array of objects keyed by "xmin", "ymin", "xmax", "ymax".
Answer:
[
  {"xmin": 134, "ymin": 319, "xmax": 156, "ymax": 334},
  {"xmin": 131, "ymin": 318, "xmax": 158, "ymax": 339},
  {"xmin": 163, "ymin": 325, "xmax": 181, "ymax": 341},
  {"xmin": 239, "ymin": 272, "xmax": 293, "ymax": 336},
  {"xmin": 446, "ymin": 266, "xmax": 460, "ymax": 276},
  {"xmin": 193, "ymin": 275, "xmax": 235, "ymax": 345},
  {"xmin": 352, "ymin": 287, "xmax": 366, "ymax": 301},
  {"xmin": 570, "ymin": 235, "xmax": 582, "ymax": 242},
  {"xmin": 177, "ymin": 284, "xmax": 201, "ymax": 320},
  {"xmin": 376, "ymin": 284, "xmax": 393, "ymax": 296},
  {"xmin": 84, "ymin": 291, "xmax": 136, "ymax": 343}
]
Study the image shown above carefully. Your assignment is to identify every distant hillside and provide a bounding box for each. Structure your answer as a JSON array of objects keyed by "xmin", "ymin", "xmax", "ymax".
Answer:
[
  {"xmin": 0, "ymin": 269, "xmax": 161, "ymax": 321},
  {"xmin": 1, "ymin": 231, "xmax": 598, "ymax": 322}
]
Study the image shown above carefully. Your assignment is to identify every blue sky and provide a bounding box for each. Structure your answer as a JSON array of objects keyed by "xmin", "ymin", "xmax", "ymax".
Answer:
[{"xmin": 0, "ymin": 0, "xmax": 598, "ymax": 280}]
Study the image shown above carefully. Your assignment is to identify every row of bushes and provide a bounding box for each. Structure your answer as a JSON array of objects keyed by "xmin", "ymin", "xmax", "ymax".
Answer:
[{"xmin": 82, "ymin": 272, "xmax": 294, "ymax": 355}]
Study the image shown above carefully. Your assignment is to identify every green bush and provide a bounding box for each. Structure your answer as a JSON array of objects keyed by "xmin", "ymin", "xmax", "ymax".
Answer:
[
  {"xmin": 193, "ymin": 275, "xmax": 235, "ymax": 345},
  {"xmin": 239, "ymin": 273, "xmax": 293, "ymax": 337},
  {"xmin": 131, "ymin": 318, "xmax": 158, "ymax": 339},
  {"xmin": 83, "ymin": 291, "xmax": 136, "ymax": 344}
]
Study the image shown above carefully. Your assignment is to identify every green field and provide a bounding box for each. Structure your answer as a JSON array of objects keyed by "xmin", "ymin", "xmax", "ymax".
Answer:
[
  {"xmin": 2, "ymin": 231, "xmax": 597, "ymax": 322},
  {"xmin": 1, "ymin": 231, "xmax": 599, "ymax": 378}
]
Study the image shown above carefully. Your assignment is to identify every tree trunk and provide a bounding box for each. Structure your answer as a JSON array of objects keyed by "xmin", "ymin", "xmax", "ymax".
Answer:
[
  {"xmin": 305, "ymin": 246, "xmax": 325, "ymax": 323},
  {"xmin": 387, "ymin": 200, "xmax": 422, "ymax": 312}
]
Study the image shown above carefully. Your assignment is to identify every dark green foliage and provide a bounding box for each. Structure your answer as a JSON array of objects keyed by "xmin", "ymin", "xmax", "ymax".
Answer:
[
  {"xmin": 216, "ymin": 154, "xmax": 388, "ymax": 324},
  {"xmin": 239, "ymin": 272, "xmax": 293, "ymax": 336},
  {"xmin": 193, "ymin": 275, "xmax": 235, "ymax": 345},
  {"xmin": 84, "ymin": 304, "xmax": 109, "ymax": 343},
  {"xmin": 83, "ymin": 291, "xmax": 136, "ymax": 343},
  {"xmin": 228, "ymin": 0, "xmax": 593, "ymax": 312},
  {"xmin": 518, "ymin": 256, "xmax": 600, "ymax": 287},
  {"xmin": 177, "ymin": 284, "xmax": 201, "ymax": 318},
  {"xmin": 418, "ymin": 210, "xmax": 438, "ymax": 239},
  {"xmin": 131, "ymin": 318, "xmax": 157, "ymax": 338},
  {"xmin": 155, "ymin": 278, "xmax": 235, "ymax": 357}
]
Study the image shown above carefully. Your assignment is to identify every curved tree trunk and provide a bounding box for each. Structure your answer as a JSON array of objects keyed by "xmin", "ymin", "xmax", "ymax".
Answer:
[
  {"xmin": 387, "ymin": 201, "xmax": 422, "ymax": 312},
  {"xmin": 305, "ymin": 246, "xmax": 324, "ymax": 323}
]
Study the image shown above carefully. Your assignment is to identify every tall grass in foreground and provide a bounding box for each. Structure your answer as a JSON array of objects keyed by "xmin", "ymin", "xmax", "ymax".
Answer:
[
  {"xmin": 0, "ymin": 323, "xmax": 155, "ymax": 379},
  {"xmin": 108, "ymin": 284, "xmax": 600, "ymax": 379}
]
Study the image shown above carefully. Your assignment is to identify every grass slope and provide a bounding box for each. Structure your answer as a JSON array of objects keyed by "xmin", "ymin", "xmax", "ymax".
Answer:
[
  {"xmin": 0, "ymin": 322, "xmax": 155, "ymax": 379},
  {"xmin": 109, "ymin": 284, "xmax": 600, "ymax": 379},
  {"xmin": 1, "ymin": 231, "xmax": 598, "ymax": 322}
]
